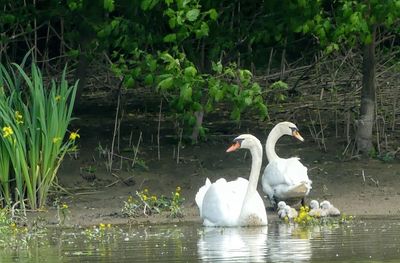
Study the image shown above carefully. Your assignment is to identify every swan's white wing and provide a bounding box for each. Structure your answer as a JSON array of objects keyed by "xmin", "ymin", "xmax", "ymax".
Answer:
[
  {"xmin": 195, "ymin": 178, "xmax": 212, "ymax": 217},
  {"xmin": 201, "ymin": 177, "xmax": 248, "ymax": 226},
  {"xmin": 281, "ymin": 158, "xmax": 310, "ymax": 184},
  {"xmin": 262, "ymin": 158, "xmax": 311, "ymax": 201}
]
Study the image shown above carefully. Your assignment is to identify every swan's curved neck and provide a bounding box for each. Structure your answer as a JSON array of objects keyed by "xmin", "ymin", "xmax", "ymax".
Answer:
[
  {"xmin": 266, "ymin": 125, "xmax": 283, "ymax": 161},
  {"xmin": 240, "ymin": 140, "xmax": 262, "ymax": 215}
]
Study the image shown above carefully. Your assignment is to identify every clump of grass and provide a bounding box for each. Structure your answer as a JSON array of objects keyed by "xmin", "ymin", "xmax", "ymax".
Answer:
[
  {"xmin": 122, "ymin": 186, "xmax": 185, "ymax": 218},
  {"xmin": 0, "ymin": 58, "xmax": 78, "ymax": 209}
]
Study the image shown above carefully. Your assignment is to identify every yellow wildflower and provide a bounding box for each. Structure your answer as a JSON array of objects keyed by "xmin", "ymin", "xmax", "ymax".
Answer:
[
  {"xmin": 2, "ymin": 126, "xmax": 13, "ymax": 138},
  {"xmin": 143, "ymin": 188, "xmax": 149, "ymax": 193},
  {"xmin": 69, "ymin": 131, "xmax": 80, "ymax": 141},
  {"xmin": 142, "ymin": 194, "xmax": 148, "ymax": 201},
  {"xmin": 176, "ymin": 186, "xmax": 181, "ymax": 192},
  {"xmin": 107, "ymin": 224, "xmax": 111, "ymax": 228},
  {"xmin": 53, "ymin": 137, "xmax": 62, "ymax": 144},
  {"xmin": 175, "ymin": 192, "xmax": 180, "ymax": 198},
  {"xmin": 151, "ymin": 195, "xmax": 157, "ymax": 201},
  {"xmin": 99, "ymin": 223, "xmax": 106, "ymax": 230},
  {"xmin": 55, "ymin": 95, "xmax": 62, "ymax": 101},
  {"xmin": 15, "ymin": 111, "xmax": 23, "ymax": 124},
  {"xmin": 62, "ymin": 203, "xmax": 69, "ymax": 209}
]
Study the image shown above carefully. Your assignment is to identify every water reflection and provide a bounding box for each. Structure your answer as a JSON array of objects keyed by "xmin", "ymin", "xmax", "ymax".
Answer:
[
  {"xmin": 198, "ymin": 226, "xmax": 268, "ymax": 262},
  {"xmin": 2, "ymin": 218, "xmax": 400, "ymax": 262},
  {"xmin": 267, "ymin": 223, "xmax": 312, "ymax": 262}
]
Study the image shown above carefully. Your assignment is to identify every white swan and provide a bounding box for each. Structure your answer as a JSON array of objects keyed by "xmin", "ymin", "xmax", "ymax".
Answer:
[
  {"xmin": 261, "ymin": 121, "xmax": 312, "ymax": 207},
  {"xmin": 195, "ymin": 134, "xmax": 268, "ymax": 227}
]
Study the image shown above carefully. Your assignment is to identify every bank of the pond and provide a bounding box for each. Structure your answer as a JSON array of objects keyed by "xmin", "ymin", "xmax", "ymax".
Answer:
[{"xmin": 25, "ymin": 132, "xmax": 400, "ymax": 228}]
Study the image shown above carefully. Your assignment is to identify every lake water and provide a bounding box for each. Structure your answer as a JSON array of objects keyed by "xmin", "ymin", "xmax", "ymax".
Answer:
[{"xmin": 1, "ymin": 217, "xmax": 400, "ymax": 262}]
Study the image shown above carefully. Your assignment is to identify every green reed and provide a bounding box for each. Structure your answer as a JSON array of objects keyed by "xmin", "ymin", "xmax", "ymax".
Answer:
[{"xmin": 0, "ymin": 62, "xmax": 77, "ymax": 209}]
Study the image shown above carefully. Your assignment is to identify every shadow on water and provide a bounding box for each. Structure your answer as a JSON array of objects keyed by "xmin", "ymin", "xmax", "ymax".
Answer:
[{"xmin": 2, "ymin": 217, "xmax": 400, "ymax": 262}]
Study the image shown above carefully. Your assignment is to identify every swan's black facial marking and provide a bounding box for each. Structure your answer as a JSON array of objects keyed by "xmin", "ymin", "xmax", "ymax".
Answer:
[
  {"xmin": 232, "ymin": 138, "xmax": 245, "ymax": 145},
  {"xmin": 289, "ymin": 126, "xmax": 299, "ymax": 132}
]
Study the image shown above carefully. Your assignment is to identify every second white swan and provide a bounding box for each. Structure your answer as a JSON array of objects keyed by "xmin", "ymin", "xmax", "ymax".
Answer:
[
  {"xmin": 195, "ymin": 134, "xmax": 267, "ymax": 227},
  {"xmin": 262, "ymin": 121, "xmax": 312, "ymax": 207}
]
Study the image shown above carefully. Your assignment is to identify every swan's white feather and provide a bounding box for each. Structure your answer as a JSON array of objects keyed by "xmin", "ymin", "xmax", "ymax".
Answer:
[{"xmin": 262, "ymin": 157, "xmax": 312, "ymax": 202}]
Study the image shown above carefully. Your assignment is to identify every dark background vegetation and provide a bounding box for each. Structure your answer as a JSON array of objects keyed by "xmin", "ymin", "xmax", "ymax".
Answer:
[{"xmin": 1, "ymin": 0, "xmax": 399, "ymax": 158}]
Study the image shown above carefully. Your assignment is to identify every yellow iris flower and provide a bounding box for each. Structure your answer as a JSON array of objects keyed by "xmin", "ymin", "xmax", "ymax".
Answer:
[
  {"xmin": 69, "ymin": 131, "xmax": 80, "ymax": 141},
  {"xmin": 2, "ymin": 126, "xmax": 13, "ymax": 138}
]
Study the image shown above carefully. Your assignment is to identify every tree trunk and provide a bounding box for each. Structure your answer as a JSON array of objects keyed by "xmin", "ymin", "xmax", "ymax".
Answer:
[
  {"xmin": 356, "ymin": 26, "xmax": 376, "ymax": 155},
  {"xmin": 191, "ymin": 110, "xmax": 204, "ymax": 143}
]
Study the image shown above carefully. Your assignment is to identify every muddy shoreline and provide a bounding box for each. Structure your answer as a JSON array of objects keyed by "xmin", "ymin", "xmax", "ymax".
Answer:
[{"xmin": 24, "ymin": 128, "xmax": 400, "ymax": 228}]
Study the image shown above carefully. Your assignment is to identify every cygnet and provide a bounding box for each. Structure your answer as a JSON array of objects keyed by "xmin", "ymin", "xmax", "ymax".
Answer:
[
  {"xmin": 320, "ymin": 200, "xmax": 340, "ymax": 216},
  {"xmin": 308, "ymin": 200, "xmax": 327, "ymax": 218}
]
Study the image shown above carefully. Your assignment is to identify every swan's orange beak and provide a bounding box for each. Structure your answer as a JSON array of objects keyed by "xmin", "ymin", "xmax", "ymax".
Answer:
[
  {"xmin": 292, "ymin": 130, "xmax": 304, "ymax": 142},
  {"xmin": 226, "ymin": 142, "xmax": 240, "ymax": 152}
]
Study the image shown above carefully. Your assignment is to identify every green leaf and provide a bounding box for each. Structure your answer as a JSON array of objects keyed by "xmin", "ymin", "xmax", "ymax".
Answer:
[
  {"xmin": 244, "ymin": 97, "xmax": 252, "ymax": 106},
  {"xmin": 157, "ymin": 77, "xmax": 174, "ymax": 90},
  {"xmin": 195, "ymin": 22, "xmax": 209, "ymax": 38},
  {"xmin": 169, "ymin": 17, "xmax": 176, "ymax": 29},
  {"xmin": 124, "ymin": 77, "xmax": 135, "ymax": 88},
  {"xmin": 231, "ymin": 107, "xmax": 240, "ymax": 120},
  {"xmin": 144, "ymin": 74, "xmax": 154, "ymax": 85},
  {"xmin": 212, "ymin": 61, "xmax": 223, "ymax": 74},
  {"xmin": 163, "ymin": 33, "xmax": 177, "ymax": 43},
  {"xmin": 215, "ymin": 89, "xmax": 224, "ymax": 102},
  {"xmin": 141, "ymin": 0, "xmax": 151, "ymax": 10},
  {"xmin": 192, "ymin": 102, "xmax": 202, "ymax": 111},
  {"xmin": 184, "ymin": 66, "xmax": 197, "ymax": 77},
  {"xmin": 2, "ymin": 14, "xmax": 15, "ymax": 24},
  {"xmin": 205, "ymin": 100, "xmax": 213, "ymax": 113},
  {"xmin": 180, "ymin": 85, "xmax": 192, "ymax": 101},
  {"xmin": 186, "ymin": 9, "xmax": 200, "ymax": 22},
  {"xmin": 209, "ymin": 9, "xmax": 218, "ymax": 20},
  {"xmin": 103, "ymin": 0, "xmax": 115, "ymax": 12}
]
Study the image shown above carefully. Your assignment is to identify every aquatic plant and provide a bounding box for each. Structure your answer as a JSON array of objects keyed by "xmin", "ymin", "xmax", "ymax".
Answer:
[
  {"xmin": 122, "ymin": 186, "xmax": 185, "ymax": 218},
  {"xmin": 53, "ymin": 199, "xmax": 70, "ymax": 225},
  {"xmin": 0, "ymin": 59, "xmax": 78, "ymax": 209},
  {"xmin": 281, "ymin": 205, "xmax": 354, "ymax": 226}
]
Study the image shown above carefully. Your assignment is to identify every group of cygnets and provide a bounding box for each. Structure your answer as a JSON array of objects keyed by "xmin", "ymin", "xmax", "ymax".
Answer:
[{"xmin": 277, "ymin": 200, "xmax": 341, "ymax": 220}]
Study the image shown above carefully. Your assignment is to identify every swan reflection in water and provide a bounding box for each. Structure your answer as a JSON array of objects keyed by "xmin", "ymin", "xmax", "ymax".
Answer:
[
  {"xmin": 198, "ymin": 226, "xmax": 268, "ymax": 262},
  {"xmin": 198, "ymin": 223, "xmax": 319, "ymax": 262}
]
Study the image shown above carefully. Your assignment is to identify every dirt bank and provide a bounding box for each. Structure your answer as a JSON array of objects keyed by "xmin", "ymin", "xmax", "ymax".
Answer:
[{"xmin": 24, "ymin": 116, "xmax": 400, "ymax": 228}]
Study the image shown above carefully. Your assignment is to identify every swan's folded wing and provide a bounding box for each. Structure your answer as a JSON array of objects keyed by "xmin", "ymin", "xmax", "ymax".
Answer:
[
  {"xmin": 264, "ymin": 158, "xmax": 309, "ymax": 186},
  {"xmin": 281, "ymin": 158, "xmax": 310, "ymax": 185},
  {"xmin": 201, "ymin": 178, "xmax": 248, "ymax": 226},
  {"xmin": 195, "ymin": 178, "xmax": 212, "ymax": 215}
]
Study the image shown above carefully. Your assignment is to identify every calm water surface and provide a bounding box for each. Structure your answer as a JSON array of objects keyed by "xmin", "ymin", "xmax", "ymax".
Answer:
[{"xmin": 2, "ymin": 217, "xmax": 400, "ymax": 262}]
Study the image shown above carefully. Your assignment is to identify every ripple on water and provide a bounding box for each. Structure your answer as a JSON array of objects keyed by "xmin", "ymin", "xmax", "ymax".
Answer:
[{"xmin": 1, "ymin": 218, "xmax": 400, "ymax": 262}]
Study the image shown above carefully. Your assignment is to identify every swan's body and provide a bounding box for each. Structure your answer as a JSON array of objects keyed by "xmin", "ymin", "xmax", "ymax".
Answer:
[
  {"xmin": 320, "ymin": 200, "xmax": 340, "ymax": 216},
  {"xmin": 261, "ymin": 122, "xmax": 312, "ymax": 207},
  {"xmin": 195, "ymin": 134, "xmax": 267, "ymax": 227}
]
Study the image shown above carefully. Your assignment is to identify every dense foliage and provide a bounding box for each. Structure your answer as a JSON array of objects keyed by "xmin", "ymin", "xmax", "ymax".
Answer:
[{"xmin": 1, "ymin": 0, "xmax": 399, "ymax": 144}]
